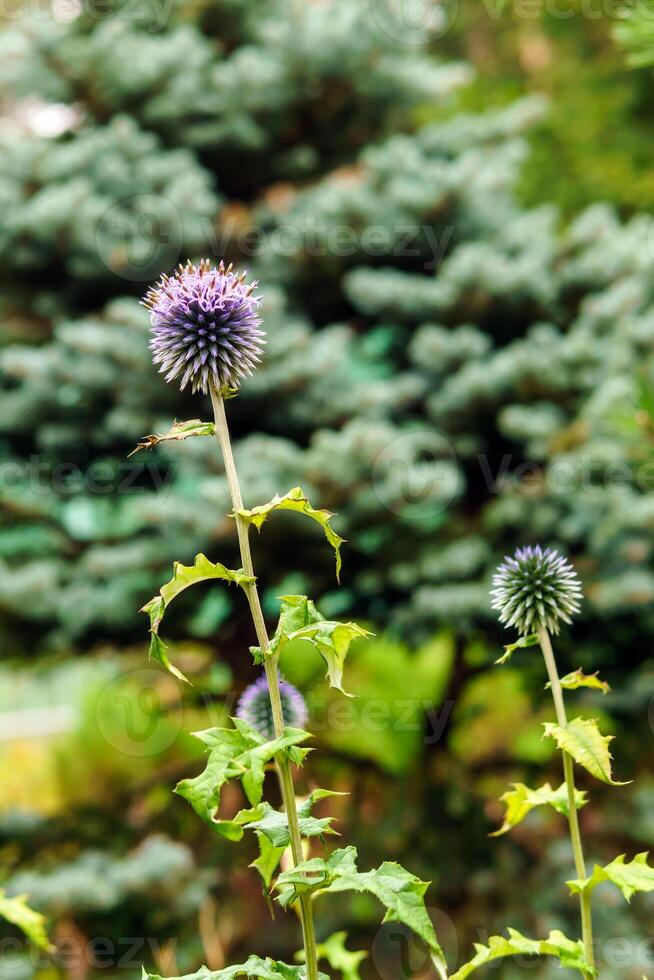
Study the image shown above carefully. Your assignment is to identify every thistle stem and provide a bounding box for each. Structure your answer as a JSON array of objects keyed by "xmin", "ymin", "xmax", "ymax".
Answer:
[
  {"xmin": 537, "ymin": 626, "xmax": 595, "ymax": 976},
  {"xmin": 210, "ymin": 387, "xmax": 319, "ymax": 980}
]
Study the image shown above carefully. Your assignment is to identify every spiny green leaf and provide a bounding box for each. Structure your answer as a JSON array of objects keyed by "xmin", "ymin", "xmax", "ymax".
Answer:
[
  {"xmin": 568, "ymin": 852, "xmax": 654, "ymax": 902},
  {"xmin": 175, "ymin": 720, "xmax": 312, "ymax": 829},
  {"xmin": 141, "ymin": 555, "xmax": 255, "ymax": 682},
  {"xmin": 450, "ymin": 928, "xmax": 595, "ymax": 978},
  {"xmin": 246, "ymin": 789, "xmax": 343, "ymax": 848},
  {"xmin": 550, "ymin": 669, "xmax": 610, "ymax": 694},
  {"xmin": 250, "ymin": 832, "xmax": 285, "ymax": 890},
  {"xmin": 256, "ymin": 595, "xmax": 371, "ymax": 695},
  {"xmin": 0, "ymin": 891, "xmax": 52, "ymax": 952},
  {"xmin": 142, "ymin": 955, "xmax": 328, "ymax": 979},
  {"xmin": 130, "ymin": 419, "xmax": 216, "ymax": 456},
  {"xmin": 543, "ymin": 717, "xmax": 629, "ymax": 785},
  {"xmin": 236, "ymin": 487, "xmax": 346, "ymax": 581},
  {"xmin": 495, "ymin": 632, "xmax": 539, "ymax": 665},
  {"xmin": 491, "ymin": 781, "xmax": 587, "ymax": 837},
  {"xmin": 296, "ymin": 932, "xmax": 367, "ymax": 980},
  {"xmin": 275, "ymin": 846, "xmax": 447, "ymax": 980}
]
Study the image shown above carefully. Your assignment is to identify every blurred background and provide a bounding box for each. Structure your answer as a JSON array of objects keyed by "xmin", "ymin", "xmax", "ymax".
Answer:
[{"xmin": 2, "ymin": 0, "xmax": 654, "ymax": 976}]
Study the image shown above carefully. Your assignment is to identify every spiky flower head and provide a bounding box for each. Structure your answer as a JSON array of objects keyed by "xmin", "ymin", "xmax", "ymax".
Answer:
[
  {"xmin": 490, "ymin": 545, "xmax": 582, "ymax": 635},
  {"xmin": 143, "ymin": 259, "xmax": 264, "ymax": 394},
  {"xmin": 236, "ymin": 674, "xmax": 308, "ymax": 740}
]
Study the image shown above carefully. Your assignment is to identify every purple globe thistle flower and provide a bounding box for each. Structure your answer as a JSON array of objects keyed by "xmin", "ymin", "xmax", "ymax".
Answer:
[
  {"xmin": 142, "ymin": 259, "xmax": 265, "ymax": 394},
  {"xmin": 490, "ymin": 545, "xmax": 582, "ymax": 636},
  {"xmin": 236, "ymin": 674, "xmax": 308, "ymax": 740}
]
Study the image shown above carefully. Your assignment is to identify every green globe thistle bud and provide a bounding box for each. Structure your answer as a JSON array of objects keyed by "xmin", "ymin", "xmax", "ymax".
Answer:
[{"xmin": 490, "ymin": 545, "xmax": 582, "ymax": 635}]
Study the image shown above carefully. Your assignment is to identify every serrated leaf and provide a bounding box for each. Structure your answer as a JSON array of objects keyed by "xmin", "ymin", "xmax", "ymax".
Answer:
[
  {"xmin": 0, "ymin": 891, "xmax": 52, "ymax": 952},
  {"xmin": 495, "ymin": 633, "xmax": 539, "ymax": 665},
  {"xmin": 297, "ymin": 932, "xmax": 367, "ymax": 980},
  {"xmin": 250, "ymin": 832, "xmax": 285, "ymax": 890},
  {"xmin": 568, "ymin": 852, "xmax": 654, "ymax": 902},
  {"xmin": 491, "ymin": 781, "xmax": 588, "ymax": 837},
  {"xmin": 543, "ymin": 718, "xmax": 628, "ymax": 785},
  {"xmin": 237, "ymin": 487, "xmax": 345, "ymax": 581},
  {"xmin": 275, "ymin": 846, "xmax": 447, "ymax": 980},
  {"xmin": 551, "ymin": 669, "xmax": 610, "ymax": 694},
  {"xmin": 246, "ymin": 789, "xmax": 343, "ymax": 847},
  {"xmin": 175, "ymin": 720, "xmax": 312, "ymax": 830},
  {"xmin": 450, "ymin": 928, "xmax": 595, "ymax": 978},
  {"xmin": 141, "ymin": 555, "xmax": 255, "ymax": 682},
  {"xmin": 130, "ymin": 419, "xmax": 215, "ymax": 456},
  {"xmin": 142, "ymin": 955, "xmax": 328, "ymax": 979},
  {"xmin": 255, "ymin": 595, "xmax": 371, "ymax": 695}
]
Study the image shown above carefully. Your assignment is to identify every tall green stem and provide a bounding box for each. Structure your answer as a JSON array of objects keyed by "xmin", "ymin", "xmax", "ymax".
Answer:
[
  {"xmin": 537, "ymin": 626, "xmax": 595, "ymax": 976},
  {"xmin": 210, "ymin": 387, "xmax": 319, "ymax": 980}
]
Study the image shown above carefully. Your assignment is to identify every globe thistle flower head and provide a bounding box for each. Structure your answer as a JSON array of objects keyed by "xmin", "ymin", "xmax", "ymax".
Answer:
[
  {"xmin": 143, "ymin": 259, "xmax": 265, "ymax": 394},
  {"xmin": 236, "ymin": 674, "xmax": 308, "ymax": 741},
  {"xmin": 490, "ymin": 545, "xmax": 582, "ymax": 636}
]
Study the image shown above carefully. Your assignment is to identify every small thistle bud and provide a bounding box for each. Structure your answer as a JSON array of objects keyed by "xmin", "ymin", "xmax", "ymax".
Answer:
[
  {"xmin": 490, "ymin": 545, "xmax": 582, "ymax": 635},
  {"xmin": 143, "ymin": 259, "xmax": 265, "ymax": 394},
  {"xmin": 236, "ymin": 674, "xmax": 308, "ymax": 740}
]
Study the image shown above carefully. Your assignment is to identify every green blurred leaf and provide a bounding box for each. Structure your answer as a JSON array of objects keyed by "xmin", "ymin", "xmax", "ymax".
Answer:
[
  {"xmin": 143, "ymin": 956, "xmax": 328, "ymax": 979},
  {"xmin": 141, "ymin": 554, "xmax": 255, "ymax": 682},
  {"xmin": 543, "ymin": 717, "xmax": 628, "ymax": 785},
  {"xmin": 130, "ymin": 419, "xmax": 215, "ymax": 456},
  {"xmin": 317, "ymin": 633, "xmax": 454, "ymax": 775},
  {"xmin": 175, "ymin": 720, "xmax": 312, "ymax": 830},
  {"xmin": 250, "ymin": 833, "xmax": 285, "ymax": 890},
  {"xmin": 551, "ymin": 669, "xmax": 610, "ymax": 694},
  {"xmin": 491, "ymin": 781, "xmax": 588, "ymax": 837},
  {"xmin": 495, "ymin": 633, "xmax": 538, "ymax": 666},
  {"xmin": 568, "ymin": 852, "xmax": 654, "ymax": 902},
  {"xmin": 450, "ymin": 928, "xmax": 594, "ymax": 978},
  {"xmin": 237, "ymin": 487, "xmax": 345, "ymax": 581},
  {"xmin": 275, "ymin": 846, "xmax": 447, "ymax": 980},
  {"xmin": 255, "ymin": 595, "xmax": 371, "ymax": 696},
  {"xmin": 297, "ymin": 931, "xmax": 367, "ymax": 980},
  {"xmin": 246, "ymin": 789, "xmax": 343, "ymax": 847},
  {"xmin": 0, "ymin": 891, "xmax": 52, "ymax": 952}
]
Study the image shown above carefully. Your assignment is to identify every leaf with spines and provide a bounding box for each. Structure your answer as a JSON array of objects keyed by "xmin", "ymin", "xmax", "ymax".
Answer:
[
  {"xmin": 250, "ymin": 833, "xmax": 285, "ymax": 890},
  {"xmin": 450, "ymin": 928, "xmax": 595, "ymax": 978},
  {"xmin": 236, "ymin": 487, "xmax": 345, "ymax": 581},
  {"xmin": 542, "ymin": 717, "xmax": 628, "ymax": 785},
  {"xmin": 491, "ymin": 781, "xmax": 587, "ymax": 837},
  {"xmin": 551, "ymin": 669, "xmax": 610, "ymax": 694},
  {"xmin": 252, "ymin": 595, "xmax": 371, "ymax": 695},
  {"xmin": 129, "ymin": 419, "xmax": 215, "ymax": 456},
  {"xmin": 568, "ymin": 853, "xmax": 654, "ymax": 902},
  {"xmin": 175, "ymin": 720, "xmax": 312, "ymax": 830},
  {"xmin": 275, "ymin": 846, "xmax": 447, "ymax": 980},
  {"xmin": 0, "ymin": 892, "xmax": 52, "ymax": 952},
  {"xmin": 495, "ymin": 632, "xmax": 539, "ymax": 665},
  {"xmin": 141, "ymin": 555, "xmax": 255, "ymax": 682},
  {"xmin": 142, "ymin": 956, "xmax": 328, "ymax": 979},
  {"xmin": 296, "ymin": 932, "xmax": 367, "ymax": 980},
  {"xmin": 245, "ymin": 789, "xmax": 343, "ymax": 847}
]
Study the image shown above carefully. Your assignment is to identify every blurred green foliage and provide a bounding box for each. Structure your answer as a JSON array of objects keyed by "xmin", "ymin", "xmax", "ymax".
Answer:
[
  {"xmin": 0, "ymin": 0, "xmax": 654, "ymax": 977},
  {"xmin": 439, "ymin": 0, "xmax": 654, "ymax": 217}
]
